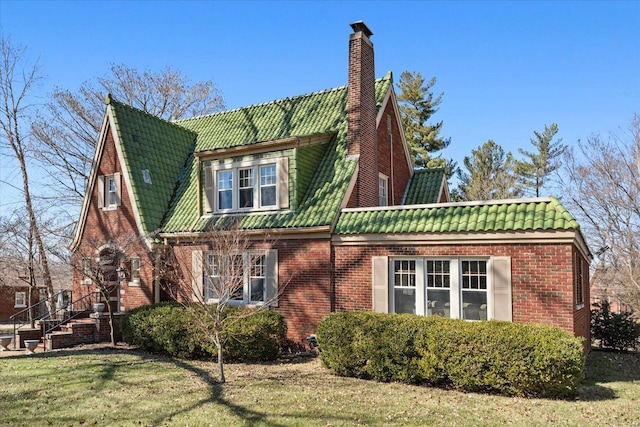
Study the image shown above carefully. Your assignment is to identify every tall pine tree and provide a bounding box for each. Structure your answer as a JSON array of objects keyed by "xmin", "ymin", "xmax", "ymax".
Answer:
[
  {"xmin": 396, "ymin": 71, "xmax": 452, "ymax": 170},
  {"xmin": 515, "ymin": 123, "xmax": 566, "ymax": 197},
  {"xmin": 456, "ymin": 140, "xmax": 521, "ymax": 201}
]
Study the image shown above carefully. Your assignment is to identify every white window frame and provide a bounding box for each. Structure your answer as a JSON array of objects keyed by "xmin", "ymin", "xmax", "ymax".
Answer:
[
  {"xmin": 379, "ymin": 173, "xmax": 388, "ymax": 206},
  {"xmin": 129, "ymin": 257, "xmax": 141, "ymax": 286},
  {"xmin": 204, "ymin": 251, "xmax": 268, "ymax": 306},
  {"xmin": 389, "ymin": 257, "xmax": 492, "ymax": 321},
  {"xmin": 204, "ymin": 157, "xmax": 288, "ymax": 213},
  {"xmin": 14, "ymin": 291, "xmax": 27, "ymax": 308},
  {"xmin": 82, "ymin": 258, "xmax": 92, "ymax": 285},
  {"xmin": 98, "ymin": 172, "xmax": 121, "ymax": 211}
]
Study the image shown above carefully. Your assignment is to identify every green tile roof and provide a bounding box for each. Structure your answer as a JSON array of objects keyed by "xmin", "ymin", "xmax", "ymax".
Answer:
[
  {"xmin": 334, "ymin": 197, "xmax": 581, "ymax": 235},
  {"xmin": 160, "ymin": 73, "xmax": 393, "ymax": 233},
  {"xmin": 403, "ymin": 168, "xmax": 445, "ymax": 205},
  {"xmin": 108, "ymin": 98, "xmax": 196, "ymax": 236}
]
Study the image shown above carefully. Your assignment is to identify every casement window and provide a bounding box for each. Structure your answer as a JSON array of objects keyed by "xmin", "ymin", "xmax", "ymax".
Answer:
[
  {"xmin": 574, "ymin": 252, "xmax": 585, "ymax": 308},
  {"xmin": 192, "ymin": 249, "xmax": 278, "ymax": 307},
  {"xmin": 14, "ymin": 291, "xmax": 26, "ymax": 308},
  {"xmin": 203, "ymin": 158, "xmax": 288, "ymax": 213},
  {"xmin": 97, "ymin": 172, "xmax": 121, "ymax": 210},
  {"xmin": 372, "ymin": 256, "xmax": 512, "ymax": 322},
  {"xmin": 129, "ymin": 257, "xmax": 140, "ymax": 286},
  {"xmin": 82, "ymin": 258, "xmax": 92, "ymax": 285},
  {"xmin": 379, "ymin": 174, "xmax": 388, "ymax": 206}
]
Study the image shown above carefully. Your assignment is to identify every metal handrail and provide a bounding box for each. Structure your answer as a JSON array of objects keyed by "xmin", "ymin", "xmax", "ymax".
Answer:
[
  {"xmin": 42, "ymin": 291, "xmax": 100, "ymax": 336},
  {"xmin": 10, "ymin": 290, "xmax": 69, "ymax": 348}
]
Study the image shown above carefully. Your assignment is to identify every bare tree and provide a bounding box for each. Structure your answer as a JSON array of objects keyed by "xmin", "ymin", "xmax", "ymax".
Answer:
[
  {"xmin": 559, "ymin": 114, "xmax": 640, "ymax": 312},
  {"xmin": 0, "ymin": 36, "xmax": 57, "ymax": 315},
  {"xmin": 32, "ymin": 63, "xmax": 225, "ymax": 209},
  {"xmin": 162, "ymin": 218, "xmax": 284, "ymax": 383}
]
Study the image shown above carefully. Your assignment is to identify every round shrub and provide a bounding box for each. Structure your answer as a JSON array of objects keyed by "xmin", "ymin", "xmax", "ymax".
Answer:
[
  {"xmin": 317, "ymin": 312, "xmax": 585, "ymax": 397},
  {"xmin": 121, "ymin": 302, "xmax": 286, "ymax": 361}
]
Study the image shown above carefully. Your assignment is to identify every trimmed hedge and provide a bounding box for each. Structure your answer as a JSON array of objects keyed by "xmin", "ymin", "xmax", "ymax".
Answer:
[
  {"xmin": 317, "ymin": 312, "xmax": 585, "ymax": 397},
  {"xmin": 121, "ymin": 302, "xmax": 286, "ymax": 362}
]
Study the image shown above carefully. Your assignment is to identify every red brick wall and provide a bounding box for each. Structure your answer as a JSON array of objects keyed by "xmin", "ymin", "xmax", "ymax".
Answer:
[
  {"xmin": 377, "ymin": 104, "xmax": 412, "ymax": 206},
  {"xmin": 333, "ymin": 241, "xmax": 587, "ymax": 341},
  {"xmin": 72, "ymin": 126, "xmax": 155, "ymax": 312},
  {"xmin": 170, "ymin": 237, "xmax": 333, "ymax": 345}
]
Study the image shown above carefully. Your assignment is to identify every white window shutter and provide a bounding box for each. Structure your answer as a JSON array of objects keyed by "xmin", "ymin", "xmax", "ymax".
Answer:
[
  {"xmin": 114, "ymin": 172, "xmax": 122, "ymax": 206},
  {"xmin": 277, "ymin": 157, "xmax": 289, "ymax": 209},
  {"xmin": 204, "ymin": 164, "xmax": 214, "ymax": 212},
  {"xmin": 192, "ymin": 250, "xmax": 204, "ymax": 302},
  {"xmin": 491, "ymin": 256, "xmax": 512, "ymax": 321},
  {"xmin": 265, "ymin": 249, "xmax": 279, "ymax": 307},
  {"xmin": 97, "ymin": 175, "xmax": 105, "ymax": 209},
  {"xmin": 372, "ymin": 256, "xmax": 389, "ymax": 313}
]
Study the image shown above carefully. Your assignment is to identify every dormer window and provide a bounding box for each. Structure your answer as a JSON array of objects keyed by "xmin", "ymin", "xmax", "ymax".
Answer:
[{"xmin": 204, "ymin": 157, "xmax": 288, "ymax": 213}]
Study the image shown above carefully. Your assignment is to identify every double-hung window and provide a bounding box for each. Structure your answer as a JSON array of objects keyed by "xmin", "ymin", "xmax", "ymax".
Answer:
[
  {"xmin": 98, "ymin": 172, "xmax": 121, "ymax": 210},
  {"xmin": 379, "ymin": 174, "xmax": 388, "ymax": 206},
  {"xmin": 14, "ymin": 291, "xmax": 26, "ymax": 308},
  {"xmin": 204, "ymin": 252, "xmax": 269, "ymax": 305},
  {"xmin": 382, "ymin": 257, "xmax": 511, "ymax": 321},
  {"xmin": 204, "ymin": 158, "xmax": 288, "ymax": 213}
]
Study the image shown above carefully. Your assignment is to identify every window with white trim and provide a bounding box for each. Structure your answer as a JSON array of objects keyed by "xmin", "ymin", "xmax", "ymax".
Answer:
[
  {"xmin": 129, "ymin": 257, "xmax": 140, "ymax": 286},
  {"xmin": 389, "ymin": 258, "xmax": 497, "ymax": 321},
  {"xmin": 379, "ymin": 174, "xmax": 388, "ymax": 206},
  {"xmin": 204, "ymin": 158, "xmax": 288, "ymax": 213},
  {"xmin": 82, "ymin": 258, "xmax": 92, "ymax": 285},
  {"xmin": 98, "ymin": 172, "xmax": 121, "ymax": 210},
  {"xmin": 204, "ymin": 252, "xmax": 267, "ymax": 305},
  {"xmin": 14, "ymin": 291, "xmax": 26, "ymax": 308}
]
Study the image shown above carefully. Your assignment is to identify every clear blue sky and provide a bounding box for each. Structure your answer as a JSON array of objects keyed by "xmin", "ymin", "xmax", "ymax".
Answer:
[{"xmin": 0, "ymin": 0, "xmax": 639, "ymax": 214}]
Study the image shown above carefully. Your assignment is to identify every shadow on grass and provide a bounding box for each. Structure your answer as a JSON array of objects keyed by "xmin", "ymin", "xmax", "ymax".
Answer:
[{"xmin": 578, "ymin": 348, "xmax": 640, "ymax": 402}]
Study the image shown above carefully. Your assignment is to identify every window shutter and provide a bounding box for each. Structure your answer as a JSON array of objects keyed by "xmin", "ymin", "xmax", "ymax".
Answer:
[
  {"xmin": 277, "ymin": 157, "xmax": 289, "ymax": 209},
  {"xmin": 203, "ymin": 164, "xmax": 214, "ymax": 212},
  {"xmin": 372, "ymin": 256, "xmax": 389, "ymax": 313},
  {"xmin": 491, "ymin": 256, "xmax": 512, "ymax": 321},
  {"xmin": 192, "ymin": 250, "xmax": 204, "ymax": 302},
  {"xmin": 265, "ymin": 249, "xmax": 279, "ymax": 307},
  {"xmin": 114, "ymin": 172, "xmax": 122, "ymax": 206},
  {"xmin": 98, "ymin": 176, "xmax": 105, "ymax": 209}
]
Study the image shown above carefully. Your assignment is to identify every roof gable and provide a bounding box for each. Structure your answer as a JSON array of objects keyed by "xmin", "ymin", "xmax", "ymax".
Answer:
[{"xmin": 107, "ymin": 98, "xmax": 196, "ymax": 236}]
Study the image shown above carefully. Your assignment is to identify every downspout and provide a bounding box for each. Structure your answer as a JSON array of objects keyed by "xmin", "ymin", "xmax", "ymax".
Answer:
[{"xmin": 388, "ymin": 117, "xmax": 395, "ymax": 205}]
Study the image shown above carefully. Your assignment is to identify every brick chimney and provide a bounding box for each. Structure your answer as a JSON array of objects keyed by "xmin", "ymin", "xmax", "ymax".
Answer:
[{"xmin": 348, "ymin": 21, "xmax": 378, "ymax": 208}]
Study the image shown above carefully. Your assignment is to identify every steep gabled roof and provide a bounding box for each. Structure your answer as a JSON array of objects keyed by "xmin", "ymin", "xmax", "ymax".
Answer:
[
  {"xmin": 403, "ymin": 168, "xmax": 447, "ymax": 205},
  {"xmin": 335, "ymin": 197, "xmax": 580, "ymax": 235},
  {"xmin": 107, "ymin": 98, "xmax": 197, "ymax": 237},
  {"xmin": 160, "ymin": 73, "xmax": 394, "ymax": 234}
]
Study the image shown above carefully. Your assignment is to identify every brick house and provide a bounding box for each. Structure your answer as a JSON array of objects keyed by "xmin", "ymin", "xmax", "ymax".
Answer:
[{"xmin": 70, "ymin": 21, "xmax": 591, "ymax": 349}]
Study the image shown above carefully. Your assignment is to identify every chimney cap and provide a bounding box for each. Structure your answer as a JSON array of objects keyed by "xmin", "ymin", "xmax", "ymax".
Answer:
[{"xmin": 350, "ymin": 21, "xmax": 373, "ymax": 38}]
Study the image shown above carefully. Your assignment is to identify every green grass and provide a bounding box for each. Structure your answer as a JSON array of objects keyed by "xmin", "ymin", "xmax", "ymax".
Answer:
[{"xmin": 0, "ymin": 346, "xmax": 638, "ymax": 426}]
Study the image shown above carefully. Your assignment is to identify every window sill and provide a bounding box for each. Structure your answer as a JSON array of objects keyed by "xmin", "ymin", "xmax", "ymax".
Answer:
[
  {"xmin": 14, "ymin": 305, "xmax": 27, "ymax": 308},
  {"xmin": 128, "ymin": 281, "xmax": 140, "ymax": 287},
  {"xmin": 575, "ymin": 304, "xmax": 585, "ymax": 310}
]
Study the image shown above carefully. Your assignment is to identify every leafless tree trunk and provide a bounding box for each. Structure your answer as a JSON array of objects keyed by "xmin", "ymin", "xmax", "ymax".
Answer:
[{"xmin": 0, "ymin": 37, "xmax": 56, "ymax": 316}]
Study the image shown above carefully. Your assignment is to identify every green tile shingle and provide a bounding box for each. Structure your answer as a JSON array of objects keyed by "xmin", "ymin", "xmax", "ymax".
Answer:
[
  {"xmin": 334, "ymin": 197, "xmax": 580, "ymax": 235},
  {"xmin": 403, "ymin": 168, "xmax": 445, "ymax": 205}
]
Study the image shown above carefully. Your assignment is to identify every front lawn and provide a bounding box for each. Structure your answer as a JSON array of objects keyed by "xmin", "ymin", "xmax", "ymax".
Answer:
[{"xmin": 0, "ymin": 346, "xmax": 638, "ymax": 426}]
